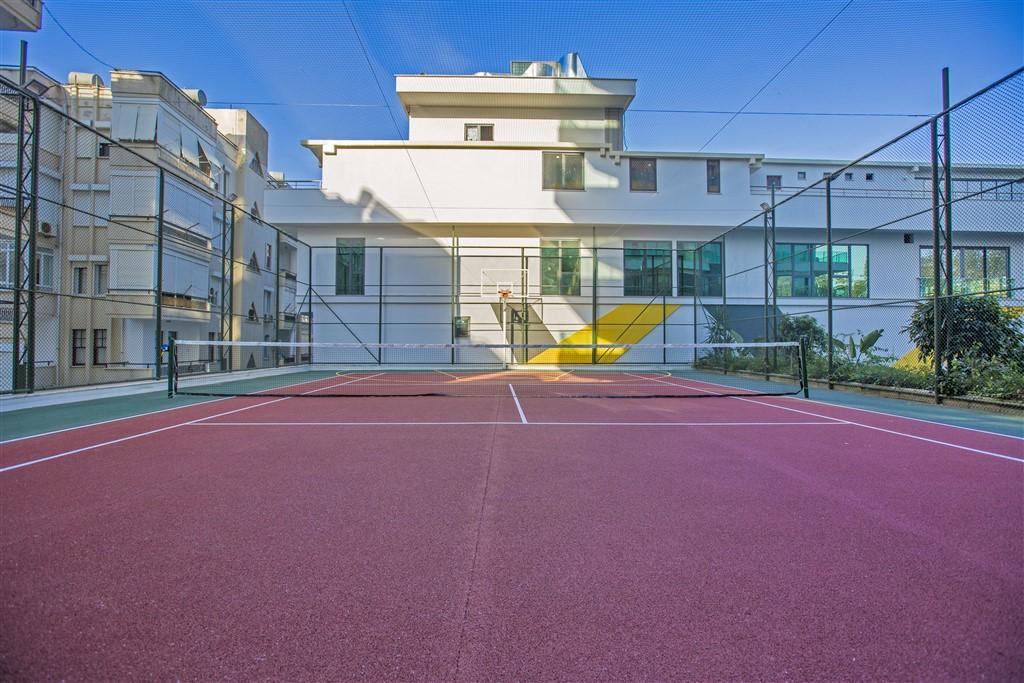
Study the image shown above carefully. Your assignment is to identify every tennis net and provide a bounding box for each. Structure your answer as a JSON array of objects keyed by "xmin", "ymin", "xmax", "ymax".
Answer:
[{"xmin": 169, "ymin": 340, "xmax": 808, "ymax": 399}]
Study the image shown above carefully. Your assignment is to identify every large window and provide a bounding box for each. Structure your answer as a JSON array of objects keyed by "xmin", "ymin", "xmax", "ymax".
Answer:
[
  {"xmin": 92, "ymin": 329, "xmax": 107, "ymax": 365},
  {"xmin": 72, "ymin": 329, "xmax": 86, "ymax": 366},
  {"xmin": 624, "ymin": 240, "xmax": 672, "ymax": 297},
  {"xmin": 775, "ymin": 243, "xmax": 868, "ymax": 298},
  {"xmin": 678, "ymin": 241, "xmax": 723, "ymax": 297},
  {"xmin": 542, "ymin": 152, "xmax": 584, "ymax": 190},
  {"xmin": 919, "ymin": 246, "xmax": 1011, "ymax": 296},
  {"xmin": 629, "ymin": 158, "xmax": 657, "ymax": 192},
  {"xmin": 540, "ymin": 240, "xmax": 581, "ymax": 295},
  {"xmin": 706, "ymin": 159, "xmax": 721, "ymax": 194},
  {"xmin": 335, "ymin": 238, "xmax": 365, "ymax": 295}
]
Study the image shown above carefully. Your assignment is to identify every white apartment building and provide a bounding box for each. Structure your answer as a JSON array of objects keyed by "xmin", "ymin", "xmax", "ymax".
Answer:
[
  {"xmin": 265, "ymin": 54, "xmax": 1022, "ymax": 362},
  {"xmin": 1, "ymin": 67, "xmax": 289, "ymax": 390}
]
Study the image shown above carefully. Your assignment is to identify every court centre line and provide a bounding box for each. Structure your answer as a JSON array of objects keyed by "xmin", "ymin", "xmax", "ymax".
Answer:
[
  {"xmin": 668, "ymin": 373, "xmax": 1024, "ymax": 441},
  {"xmin": 1, "ymin": 373, "xmax": 387, "ymax": 474},
  {"xmin": 627, "ymin": 373, "xmax": 1024, "ymax": 464},
  {"xmin": 508, "ymin": 384, "xmax": 528, "ymax": 423}
]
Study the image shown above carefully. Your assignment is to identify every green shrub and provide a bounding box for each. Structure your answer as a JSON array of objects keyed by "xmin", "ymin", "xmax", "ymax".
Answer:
[{"xmin": 904, "ymin": 296, "xmax": 1024, "ymax": 363}]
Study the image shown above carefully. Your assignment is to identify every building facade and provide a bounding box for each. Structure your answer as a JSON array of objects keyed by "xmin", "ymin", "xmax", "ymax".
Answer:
[
  {"xmin": 0, "ymin": 67, "xmax": 290, "ymax": 390},
  {"xmin": 265, "ymin": 54, "xmax": 1022, "ymax": 362}
]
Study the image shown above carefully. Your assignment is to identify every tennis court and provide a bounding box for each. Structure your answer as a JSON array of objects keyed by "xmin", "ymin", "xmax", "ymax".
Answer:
[{"xmin": 1, "ymin": 343, "xmax": 1022, "ymax": 680}]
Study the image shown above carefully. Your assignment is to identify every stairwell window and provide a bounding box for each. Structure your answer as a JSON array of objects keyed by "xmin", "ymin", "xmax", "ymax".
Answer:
[
  {"xmin": 629, "ymin": 158, "xmax": 657, "ymax": 192},
  {"xmin": 335, "ymin": 238, "xmax": 365, "ymax": 295},
  {"xmin": 624, "ymin": 240, "xmax": 672, "ymax": 297},
  {"xmin": 542, "ymin": 152, "xmax": 584, "ymax": 190},
  {"xmin": 706, "ymin": 160, "xmax": 721, "ymax": 194},
  {"xmin": 540, "ymin": 240, "xmax": 581, "ymax": 295},
  {"xmin": 678, "ymin": 241, "xmax": 723, "ymax": 297},
  {"xmin": 464, "ymin": 124, "xmax": 493, "ymax": 141}
]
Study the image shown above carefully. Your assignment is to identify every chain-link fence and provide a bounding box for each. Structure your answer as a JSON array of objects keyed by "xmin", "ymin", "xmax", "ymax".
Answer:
[
  {"xmin": 694, "ymin": 67, "xmax": 1023, "ymax": 403},
  {"xmin": 2, "ymin": 66, "xmax": 1020, "ymax": 403},
  {"xmin": 0, "ymin": 71, "xmax": 311, "ymax": 393}
]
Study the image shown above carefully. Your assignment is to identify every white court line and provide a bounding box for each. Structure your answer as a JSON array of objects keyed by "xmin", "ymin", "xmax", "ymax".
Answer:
[
  {"xmin": 508, "ymin": 384, "xmax": 528, "ymax": 424},
  {"xmin": 0, "ymin": 395, "xmax": 232, "ymax": 446},
  {"xmin": 629, "ymin": 373, "xmax": 1024, "ymax": 464},
  {"xmin": 186, "ymin": 420, "xmax": 845, "ymax": 426},
  {"xmin": 676, "ymin": 374, "xmax": 1024, "ymax": 441},
  {"xmin": 0, "ymin": 373, "xmax": 385, "ymax": 474}
]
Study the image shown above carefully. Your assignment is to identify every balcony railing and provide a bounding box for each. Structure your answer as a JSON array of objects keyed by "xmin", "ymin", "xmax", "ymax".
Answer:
[
  {"xmin": 918, "ymin": 277, "xmax": 1016, "ymax": 298},
  {"xmin": 753, "ymin": 183, "xmax": 1023, "ymax": 201},
  {"xmin": 267, "ymin": 178, "xmax": 322, "ymax": 190}
]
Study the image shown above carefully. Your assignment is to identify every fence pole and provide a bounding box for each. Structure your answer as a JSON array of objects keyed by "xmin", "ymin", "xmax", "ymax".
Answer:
[
  {"xmin": 591, "ymin": 228, "xmax": 598, "ymax": 364},
  {"xmin": 306, "ymin": 243, "xmax": 313, "ymax": 349},
  {"xmin": 825, "ymin": 175, "xmax": 834, "ymax": 389},
  {"xmin": 274, "ymin": 230, "xmax": 281, "ymax": 366},
  {"xmin": 930, "ymin": 117, "xmax": 944, "ymax": 403},
  {"xmin": 377, "ymin": 246, "xmax": 383, "ymax": 363},
  {"xmin": 763, "ymin": 209, "xmax": 770, "ymax": 378},
  {"xmin": 154, "ymin": 169, "xmax": 165, "ymax": 379},
  {"xmin": 941, "ymin": 68, "xmax": 954, "ymax": 300}
]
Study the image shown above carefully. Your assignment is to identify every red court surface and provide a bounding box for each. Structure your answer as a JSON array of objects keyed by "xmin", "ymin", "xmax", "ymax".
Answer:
[{"xmin": 1, "ymin": 376, "xmax": 1022, "ymax": 680}]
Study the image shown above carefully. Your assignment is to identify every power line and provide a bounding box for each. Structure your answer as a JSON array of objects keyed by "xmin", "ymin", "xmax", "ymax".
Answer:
[
  {"xmin": 697, "ymin": 0, "xmax": 856, "ymax": 151},
  {"xmin": 43, "ymin": 5, "xmax": 118, "ymax": 71}
]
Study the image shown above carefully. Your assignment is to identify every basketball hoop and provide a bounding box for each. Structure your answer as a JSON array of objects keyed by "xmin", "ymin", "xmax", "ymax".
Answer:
[{"xmin": 498, "ymin": 288, "xmax": 513, "ymax": 302}]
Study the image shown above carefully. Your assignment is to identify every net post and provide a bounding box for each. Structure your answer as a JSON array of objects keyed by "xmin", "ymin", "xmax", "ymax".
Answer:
[
  {"xmin": 798, "ymin": 336, "xmax": 810, "ymax": 399},
  {"xmin": 166, "ymin": 338, "xmax": 175, "ymax": 398}
]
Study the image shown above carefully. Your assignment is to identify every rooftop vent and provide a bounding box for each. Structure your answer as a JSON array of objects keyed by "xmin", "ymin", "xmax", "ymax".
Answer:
[
  {"xmin": 182, "ymin": 88, "xmax": 207, "ymax": 106},
  {"xmin": 510, "ymin": 52, "xmax": 588, "ymax": 78},
  {"xmin": 67, "ymin": 72, "xmax": 104, "ymax": 87}
]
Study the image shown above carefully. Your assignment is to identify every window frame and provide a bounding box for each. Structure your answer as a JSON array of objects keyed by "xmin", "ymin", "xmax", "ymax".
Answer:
[
  {"xmin": 540, "ymin": 239, "xmax": 582, "ymax": 296},
  {"xmin": 335, "ymin": 237, "xmax": 366, "ymax": 296},
  {"xmin": 766, "ymin": 175, "xmax": 782, "ymax": 190},
  {"xmin": 706, "ymin": 159, "xmax": 721, "ymax": 194},
  {"xmin": 72, "ymin": 266, "xmax": 87, "ymax": 295},
  {"xmin": 464, "ymin": 123, "xmax": 494, "ymax": 142},
  {"xmin": 71, "ymin": 329, "xmax": 86, "ymax": 366},
  {"xmin": 918, "ymin": 245, "xmax": 1011, "ymax": 296},
  {"xmin": 677, "ymin": 241, "xmax": 724, "ymax": 298},
  {"xmin": 93, "ymin": 263, "xmax": 108, "ymax": 295},
  {"xmin": 775, "ymin": 242, "xmax": 870, "ymax": 299},
  {"xmin": 92, "ymin": 328, "xmax": 107, "ymax": 366},
  {"xmin": 623, "ymin": 240, "xmax": 673, "ymax": 297},
  {"xmin": 629, "ymin": 158, "xmax": 657, "ymax": 192},
  {"xmin": 542, "ymin": 151, "xmax": 585, "ymax": 191}
]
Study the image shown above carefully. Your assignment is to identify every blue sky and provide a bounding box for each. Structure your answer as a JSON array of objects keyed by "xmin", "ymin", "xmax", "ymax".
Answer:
[{"xmin": 2, "ymin": 0, "xmax": 1021, "ymax": 178}]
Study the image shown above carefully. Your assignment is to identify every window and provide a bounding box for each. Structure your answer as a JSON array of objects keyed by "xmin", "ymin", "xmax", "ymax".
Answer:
[
  {"xmin": 919, "ymin": 246, "xmax": 1011, "ymax": 296},
  {"xmin": 35, "ymin": 249, "xmax": 53, "ymax": 290},
  {"xmin": 249, "ymin": 152, "xmax": 264, "ymax": 177},
  {"xmin": 92, "ymin": 329, "xmax": 107, "ymax": 365},
  {"xmin": 540, "ymin": 240, "xmax": 581, "ymax": 295},
  {"xmin": 264, "ymin": 243, "xmax": 272, "ymax": 269},
  {"xmin": 72, "ymin": 329, "xmax": 86, "ymax": 366},
  {"xmin": 624, "ymin": 240, "xmax": 672, "ymax": 297},
  {"xmin": 251, "ymin": 202, "xmax": 260, "ymax": 221},
  {"xmin": 766, "ymin": 175, "xmax": 782, "ymax": 190},
  {"xmin": 335, "ymin": 238, "xmax": 365, "ymax": 295},
  {"xmin": 464, "ymin": 124, "xmax": 494, "ymax": 141},
  {"xmin": 0, "ymin": 239, "xmax": 13, "ymax": 287},
  {"xmin": 247, "ymin": 302, "xmax": 258, "ymax": 321},
  {"xmin": 98, "ymin": 142, "xmax": 110, "ymax": 158},
  {"xmin": 678, "ymin": 241, "xmax": 723, "ymax": 297},
  {"xmin": 706, "ymin": 160, "xmax": 721, "ymax": 193},
  {"xmin": 72, "ymin": 266, "xmax": 87, "ymax": 295},
  {"xmin": 629, "ymin": 158, "xmax": 657, "ymax": 192},
  {"xmin": 865, "ymin": 173, "xmax": 874, "ymax": 181},
  {"xmin": 542, "ymin": 152, "xmax": 584, "ymax": 190},
  {"xmin": 247, "ymin": 252, "xmax": 260, "ymax": 273},
  {"xmin": 605, "ymin": 108, "xmax": 624, "ymax": 151},
  {"xmin": 93, "ymin": 264, "xmax": 107, "ymax": 294},
  {"xmin": 844, "ymin": 172, "xmax": 853, "ymax": 181},
  {"xmin": 263, "ymin": 289, "xmax": 273, "ymax": 319},
  {"xmin": 775, "ymin": 243, "xmax": 868, "ymax": 298},
  {"xmin": 797, "ymin": 171, "xmax": 806, "ymax": 180}
]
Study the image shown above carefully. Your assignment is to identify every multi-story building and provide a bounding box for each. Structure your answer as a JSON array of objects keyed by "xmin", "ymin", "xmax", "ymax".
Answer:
[
  {"xmin": 0, "ymin": 0, "xmax": 43, "ymax": 32},
  {"xmin": 0, "ymin": 67, "xmax": 284, "ymax": 390},
  {"xmin": 265, "ymin": 53, "xmax": 1022, "ymax": 362}
]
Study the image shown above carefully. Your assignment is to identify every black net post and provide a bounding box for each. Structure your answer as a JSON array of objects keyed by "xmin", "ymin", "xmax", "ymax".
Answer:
[{"xmin": 166, "ymin": 337, "xmax": 175, "ymax": 398}]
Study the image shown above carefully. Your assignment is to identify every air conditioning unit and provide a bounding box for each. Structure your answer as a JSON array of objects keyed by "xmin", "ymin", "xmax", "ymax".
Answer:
[{"xmin": 38, "ymin": 221, "xmax": 56, "ymax": 237}]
